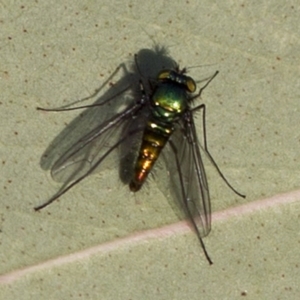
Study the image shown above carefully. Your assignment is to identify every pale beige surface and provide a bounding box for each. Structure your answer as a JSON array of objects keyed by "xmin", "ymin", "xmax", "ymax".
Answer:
[{"xmin": 0, "ymin": 1, "xmax": 300, "ymax": 299}]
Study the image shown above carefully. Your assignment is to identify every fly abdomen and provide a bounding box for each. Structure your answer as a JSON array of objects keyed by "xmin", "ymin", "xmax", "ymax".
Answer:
[{"xmin": 129, "ymin": 121, "xmax": 172, "ymax": 192}]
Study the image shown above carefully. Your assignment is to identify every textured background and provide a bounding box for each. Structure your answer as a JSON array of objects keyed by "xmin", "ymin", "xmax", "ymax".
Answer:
[{"xmin": 0, "ymin": 1, "xmax": 300, "ymax": 299}]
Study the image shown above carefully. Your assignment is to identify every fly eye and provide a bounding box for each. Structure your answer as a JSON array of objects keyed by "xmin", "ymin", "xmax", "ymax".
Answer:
[
  {"xmin": 186, "ymin": 77, "xmax": 196, "ymax": 93},
  {"xmin": 158, "ymin": 70, "xmax": 171, "ymax": 80}
]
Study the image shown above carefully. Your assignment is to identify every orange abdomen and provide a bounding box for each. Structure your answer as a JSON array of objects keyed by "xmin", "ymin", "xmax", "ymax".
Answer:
[{"xmin": 129, "ymin": 122, "xmax": 171, "ymax": 192}]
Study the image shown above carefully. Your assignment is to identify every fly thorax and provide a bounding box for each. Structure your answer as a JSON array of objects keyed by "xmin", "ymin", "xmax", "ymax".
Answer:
[{"xmin": 151, "ymin": 84, "xmax": 187, "ymax": 123}]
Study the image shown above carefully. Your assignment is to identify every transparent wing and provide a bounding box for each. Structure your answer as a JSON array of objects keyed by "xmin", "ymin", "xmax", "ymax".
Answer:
[
  {"xmin": 36, "ymin": 101, "xmax": 147, "ymax": 210},
  {"xmin": 163, "ymin": 109, "xmax": 211, "ymax": 238},
  {"xmin": 51, "ymin": 102, "xmax": 146, "ymax": 183}
]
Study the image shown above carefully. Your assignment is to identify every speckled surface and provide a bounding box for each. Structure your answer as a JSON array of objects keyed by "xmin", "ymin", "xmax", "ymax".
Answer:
[{"xmin": 1, "ymin": 1, "xmax": 300, "ymax": 299}]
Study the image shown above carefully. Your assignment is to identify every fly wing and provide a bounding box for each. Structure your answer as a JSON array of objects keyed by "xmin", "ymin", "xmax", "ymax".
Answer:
[
  {"xmin": 51, "ymin": 102, "xmax": 145, "ymax": 183},
  {"xmin": 166, "ymin": 110, "xmax": 211, "ymax": 237}
]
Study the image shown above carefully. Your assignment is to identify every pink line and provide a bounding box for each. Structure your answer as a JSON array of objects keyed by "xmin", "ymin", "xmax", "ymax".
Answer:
[
  {"xmin": 1, "ymin": 189, "xmax": 299, "ymax": 284},
  {"xmin": 213, "ymin": 189, "xmax": 300, "ymax": 220}
]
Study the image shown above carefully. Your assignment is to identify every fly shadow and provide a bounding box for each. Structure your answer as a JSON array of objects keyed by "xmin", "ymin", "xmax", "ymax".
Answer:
[{"xmin": 37, "ymin": 46, "xmax": 177, "ymax": 209}]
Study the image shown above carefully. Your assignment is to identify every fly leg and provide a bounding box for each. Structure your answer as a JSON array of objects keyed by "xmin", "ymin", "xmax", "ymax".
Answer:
[
  {"xmin": 37, "ymin": 62, "xmax": 133, "ymax": 112},
  {"xmin": 191, "ymin": 71, "xmax": 245, "ymax": 198}
]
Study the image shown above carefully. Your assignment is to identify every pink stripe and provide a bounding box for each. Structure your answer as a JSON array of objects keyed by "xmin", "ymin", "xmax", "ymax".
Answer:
[{"xmin": 1, "ymin": 189, "xmax": 298, "ymax": 284}]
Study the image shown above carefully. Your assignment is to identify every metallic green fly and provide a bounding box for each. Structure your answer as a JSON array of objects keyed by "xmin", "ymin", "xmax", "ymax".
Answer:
[{"xmin": 36, "ymin": 48, "xmax": 245, "ymax": 264}]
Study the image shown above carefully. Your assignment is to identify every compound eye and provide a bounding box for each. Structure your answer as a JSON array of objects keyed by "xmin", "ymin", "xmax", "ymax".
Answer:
[
  {"xmin": 186, "ymin": 77, "xmax": 196, "ymax": 92},
  {"xmin": 157, "ymin": 70, "xmax": 171, "ymax": 80}
]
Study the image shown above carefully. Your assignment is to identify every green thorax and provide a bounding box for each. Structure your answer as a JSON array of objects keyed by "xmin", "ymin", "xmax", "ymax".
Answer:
[{"xmin": 151, "ymin": 83, "xmax": 188, "ymax": 123}]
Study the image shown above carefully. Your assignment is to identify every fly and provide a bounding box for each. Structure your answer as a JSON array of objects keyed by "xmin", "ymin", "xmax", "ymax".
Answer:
[{"xmin": 36, "ymin": 52, "xmax": 245, "ymax": 264}]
